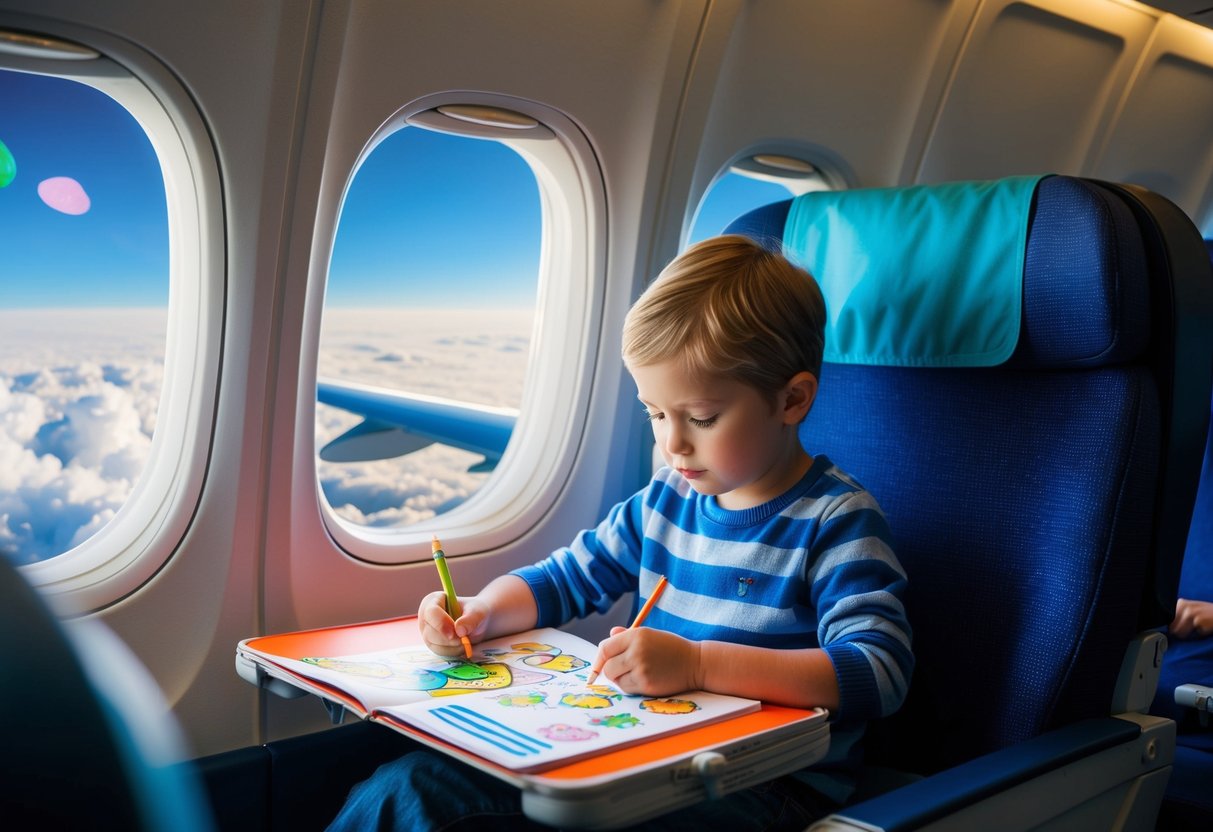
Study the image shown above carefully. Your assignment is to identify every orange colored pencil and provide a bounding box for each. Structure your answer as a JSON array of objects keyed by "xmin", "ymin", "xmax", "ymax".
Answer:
[{"xmin": 586, "ymin": 574, "xmax": 669, "ymax": 686}]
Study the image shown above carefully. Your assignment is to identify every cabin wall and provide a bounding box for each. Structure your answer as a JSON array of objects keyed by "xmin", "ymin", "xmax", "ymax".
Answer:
[
  {"xmin": 0, "ymin": 0, "xmax": 324, "ymax": 756},
  {"xmin": 1, "ymin": 0, "xmax": 1212, "ymax": 759}
]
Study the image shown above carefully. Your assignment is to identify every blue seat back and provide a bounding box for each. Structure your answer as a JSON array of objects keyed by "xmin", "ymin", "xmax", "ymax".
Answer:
[
  {"xmin": 1177, "ymin": 239, "xmax": 1213, "ymax": 603},
  {"xmin": 0, "ymin": 553, "xmax": 215, "ymax": 830},
  {"xmin": 727, "ymin": 176, "xmax": 1213, "ymax": 775}
]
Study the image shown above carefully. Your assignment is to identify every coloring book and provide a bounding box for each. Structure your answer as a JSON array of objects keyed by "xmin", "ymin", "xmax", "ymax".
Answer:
[
  {"xmin": 238, "ymin": 624, "xmax": 762, "ymax": 773},
  {"xmin": 237, "ymin": 616, "xmax": 830, "ymax": 826}
]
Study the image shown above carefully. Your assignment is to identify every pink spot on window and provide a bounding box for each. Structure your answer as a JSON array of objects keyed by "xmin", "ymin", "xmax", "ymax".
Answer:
[{"xmin": 37, "ymin": 176, "xmax": 91, "ymax": 215}]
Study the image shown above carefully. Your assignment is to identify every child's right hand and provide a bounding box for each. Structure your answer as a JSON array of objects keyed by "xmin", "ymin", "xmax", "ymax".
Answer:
[{"xmin": 418, "ymin": 591, "xmax": 491, "ymax": 657}]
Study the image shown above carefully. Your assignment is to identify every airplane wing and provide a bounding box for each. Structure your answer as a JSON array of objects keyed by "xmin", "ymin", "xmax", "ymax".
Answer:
[{"xmin": 316, "ymin": 378, "xmax": 517, "ymax": 473}]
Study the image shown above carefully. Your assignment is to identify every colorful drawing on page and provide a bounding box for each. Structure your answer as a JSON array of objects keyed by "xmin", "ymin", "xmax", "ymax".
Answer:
[
  {"xmin": 428, "ymin": 662, "xmax": 557, "ymax": 696},
  {"xmin": 559, "ymin": 690, "xmax": 621, "ymax": 709},
  {"xmin": 297, "ymin": 648, "xmax": 563, "ymax": 698},
  {"xmin": 588, "ymin": 712, "xmax": 642, "ymax": 729},
  {"xmin": 429, "ymin": 705, "xmax": 554, "ymax": 759},
  {"xmin": 481, "ymin": 641, "xmax": 559, "ymax": 662},
  {"xmin": 639, "ymin": 697, "xmax": 700, "ymax": 715},
  {"xmin": 494, "ymin": 691, "xmax": 552, "ymax": 708},
  {"xmin": 537, "ymin": 723, "xmax": 598, "ymax": 742},
  {"xmin": 506, "ymin": 666, "xmax": 556, "ymax": 686},
  {"xmin": 439, "ymin": 662, "xmax": 491, "ymax": 681},
  {"xmin": 522, "ymin": 652, "xmax": 589, "ymax": 673},
  {"xmin": 428, "ymin": 662, "xmax": 514, "ymax": 695}
]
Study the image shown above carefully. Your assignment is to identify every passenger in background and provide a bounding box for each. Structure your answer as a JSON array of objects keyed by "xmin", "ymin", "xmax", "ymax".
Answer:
[
  {"xmin": 1152, "ymin": 409, "xmax": 1213, "ymax": 730},
  {"xmin": 326, "ymin": 235, "xmax": 914, "ymax": 831},
  {"xmin": 1150, "ymin": 397, "xmax": 1213, "ymax": 832},
  {"xmin": 1153, "ymin": 597, "xmax": 1213, "ymax": 727},
  {"xmin": 1168, "ymin": 599, "xmax": 1213, "ymax": 643}
]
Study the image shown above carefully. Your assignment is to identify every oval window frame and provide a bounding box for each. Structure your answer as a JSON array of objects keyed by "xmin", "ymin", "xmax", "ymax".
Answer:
[
  {"xmin": 5, "ymin": 26, "xmax": 224, "ymax": 612},
  {"xmin": 310, "ymin": 93, "xmax": 606, "ymax": 565}
]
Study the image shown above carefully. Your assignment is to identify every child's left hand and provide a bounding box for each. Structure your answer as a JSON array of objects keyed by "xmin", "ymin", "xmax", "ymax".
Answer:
[{"xmin": 595, "ymin": 627, "xmax": 701, "ymax": 696}]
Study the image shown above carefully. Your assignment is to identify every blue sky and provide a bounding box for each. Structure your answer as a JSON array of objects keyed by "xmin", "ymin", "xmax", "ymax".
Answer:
[
  {"xmin": 688, "ymin": 173, "xmax": 792, "ymax": 243},
  {"xmin": 1, "ymin": 67, "xmax": 789, "ymax": 311},
  {"xmin": 327, "ymin": 128, "xmax": 542, "ymax": 308},
  {"xmin": 0, "ymin": 70, "xmax": 169, "ymax": 307}
]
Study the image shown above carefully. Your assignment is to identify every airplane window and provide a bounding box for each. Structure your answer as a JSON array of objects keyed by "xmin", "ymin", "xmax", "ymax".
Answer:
[
  {"xmin": 688, "ymin": 171, "xmax": 796, "ymax": 243},
  {"xmin": 316, "ymin": 126, "xmax": 541, "ymax": 530},
  {"xmin": 0, "ymin": 40, "xmax": 222, "ymax": 609},
  {"xmin": 0, "ymin": 68, "xmax": 168, "ymax": 566},
  {"xmin": 690, "ymin": 152, "xmax": 836, "ymax": 244}
]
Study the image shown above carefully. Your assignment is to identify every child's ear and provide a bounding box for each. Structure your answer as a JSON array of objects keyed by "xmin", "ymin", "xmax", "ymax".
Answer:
[{"xmin": 781, "ymin": 372, "xmax": 818, "ymax": 424}]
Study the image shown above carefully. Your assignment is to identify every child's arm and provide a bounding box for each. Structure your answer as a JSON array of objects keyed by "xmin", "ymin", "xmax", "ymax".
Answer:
[
  {"xmin": 419, "ymin": 574, "xmax": 538, "ymax": 656},
  {"xmin": 697, "ymin": 639, "xmax": 840, "ymax": 709},
  {"xmin": 418, "ymin": 485, "xmax": 651, "ymax": 657},
  {"xmin": 594, "ymin": 627, "xmax": 839, "ymax": 710}
]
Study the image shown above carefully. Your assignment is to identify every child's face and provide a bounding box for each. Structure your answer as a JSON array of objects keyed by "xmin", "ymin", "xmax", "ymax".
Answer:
[{"xmin": 630, "ymin": 360, "xmax": 813, "ymax": 511}]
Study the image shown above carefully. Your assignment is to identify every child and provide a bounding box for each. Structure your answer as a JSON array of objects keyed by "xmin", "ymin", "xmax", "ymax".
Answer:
[{"xmin": 327, "ymin": 235, "xmax": 913, "ymax": 831}]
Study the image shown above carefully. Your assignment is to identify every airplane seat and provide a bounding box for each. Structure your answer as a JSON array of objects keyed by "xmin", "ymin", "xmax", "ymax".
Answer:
[
  {"xmin": 724, "ymin": 175, "xmax": 1213, "ymax": 831},
  {"xmin": 0, "ymin": 552, "xmax": 215, "ymax": 831},
  {"xmin": 1149, "ymin": 239, "xmax": 1213, "ymax": 832}
]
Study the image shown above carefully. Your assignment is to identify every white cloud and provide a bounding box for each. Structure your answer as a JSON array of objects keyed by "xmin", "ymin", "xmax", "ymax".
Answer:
[
  {"xmin": 315, "ymin": 308, "xmax": 533, "ymax": 527},
  {"xmin": 316, "ymin": 308, "xmax": 533, "ymax": 410},
  {"xmin": 0, "ymin": 314, "xmax": 161, "ymax": 565},
  {"xmin": 0, "ymin": 307, "xmax": 532, "ymax": 565}
]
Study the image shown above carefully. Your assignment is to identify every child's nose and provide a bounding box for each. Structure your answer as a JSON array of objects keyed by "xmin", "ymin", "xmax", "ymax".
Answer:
[{"xmin": 664, "ymin": 423, "xmax": 691, "ymax": 456}]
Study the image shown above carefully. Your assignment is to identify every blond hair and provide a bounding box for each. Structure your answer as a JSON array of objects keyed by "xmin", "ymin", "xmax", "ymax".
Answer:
[{"xmin": 622, "ymin": 235, "xmax": 825, "ymax": 399}]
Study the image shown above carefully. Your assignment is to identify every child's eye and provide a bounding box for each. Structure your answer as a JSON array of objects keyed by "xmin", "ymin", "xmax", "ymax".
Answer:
[
  {"xmin": 643, "ymin": 410, "xmax": 664, "ymax": 423},
  {"xmin": 689, "ymin": 415, "xmax": 718, "ymax": 428}
]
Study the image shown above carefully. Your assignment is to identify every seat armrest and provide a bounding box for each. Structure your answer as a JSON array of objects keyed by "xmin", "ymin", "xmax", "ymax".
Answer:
[
  {"xmin": 1113, "ymin": 631, "xmax": 1167, "ymax": 713},
  {"xmin": 810, "ymin": 715, "xmax": 1172, "ymax": 832},
  {"xmin": 1175, "ymin": 683, "xmax": 1213, "ymax": 726}
]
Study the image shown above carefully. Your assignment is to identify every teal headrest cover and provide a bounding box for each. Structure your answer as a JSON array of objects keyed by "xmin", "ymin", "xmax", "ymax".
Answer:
[{"xmin": 783, "ymin": 175, "xmax": 1044, "ymax": 367}]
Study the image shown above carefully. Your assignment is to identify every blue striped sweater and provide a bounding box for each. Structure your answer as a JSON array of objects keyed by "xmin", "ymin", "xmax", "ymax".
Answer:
[{"xmin": 512, "ymin": 454, "xmax": 913, "ymax": 801}]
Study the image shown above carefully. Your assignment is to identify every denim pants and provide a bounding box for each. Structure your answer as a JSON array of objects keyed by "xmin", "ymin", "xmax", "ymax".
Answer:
[{"xmin": 325, "ymin": 750, "xmax": 836, "ymax": 832}]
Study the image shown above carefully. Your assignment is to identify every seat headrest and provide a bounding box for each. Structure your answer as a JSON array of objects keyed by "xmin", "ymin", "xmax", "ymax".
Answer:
[{"xmin": 725, "ymin": 175, "xmax": 1150, "ymax": 369}]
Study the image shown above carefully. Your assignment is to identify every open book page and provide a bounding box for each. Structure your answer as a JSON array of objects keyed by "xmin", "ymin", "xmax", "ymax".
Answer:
[
  {"xmin": 242, "ymin": 627, "xmax": 608, "ymax": 715},
  {"xmin": 381, "ymin": 678, "xmax": 761, "ymax": 773},
  {"xmin": 245, "ymin": 624, "xmax": 762, "ymax": 772}
]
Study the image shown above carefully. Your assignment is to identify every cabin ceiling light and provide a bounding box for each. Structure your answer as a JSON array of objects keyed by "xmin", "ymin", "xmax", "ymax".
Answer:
[
  {"xmin": 0, "ymin": 29, "xmax": 99, "ymax": 60},
  {"xmin": 437, "ymin": 104, "xmax": 540, "ymax": 130},
  {"xmin": 750, "ymin": 154, "xmax": 818, "ymax": 175}
]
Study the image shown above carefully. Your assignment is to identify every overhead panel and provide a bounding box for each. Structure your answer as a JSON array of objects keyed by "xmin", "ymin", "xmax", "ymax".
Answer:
[
  {"xmin": 916, "ymin": 0, "xmax": 1154, "ymax": 183},
  {"xmin": 1091, "ymin": 14, "xmax": 1213, "ymax": 227},
  {"xmin": 1142, "ymin": 0, "xmax": 1213, "ymax": 32},
  {"xmin": 694, "ymin": 0, "xmax": 978, "ymax": 190}
]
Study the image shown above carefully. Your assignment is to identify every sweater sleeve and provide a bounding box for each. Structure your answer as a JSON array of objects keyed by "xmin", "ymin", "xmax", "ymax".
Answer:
[
  {"xmin": 810, "ymin": 490, "xmax": 914, "ymax": 724},
  {"xmin": 510, "ymin": 487, "xmax": 648, "ymax": 628}
]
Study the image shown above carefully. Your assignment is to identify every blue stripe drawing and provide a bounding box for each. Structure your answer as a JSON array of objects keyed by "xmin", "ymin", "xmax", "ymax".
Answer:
[{"xmin": 430, "ymin": 704, "xmax": 554, "ymax": 758}]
